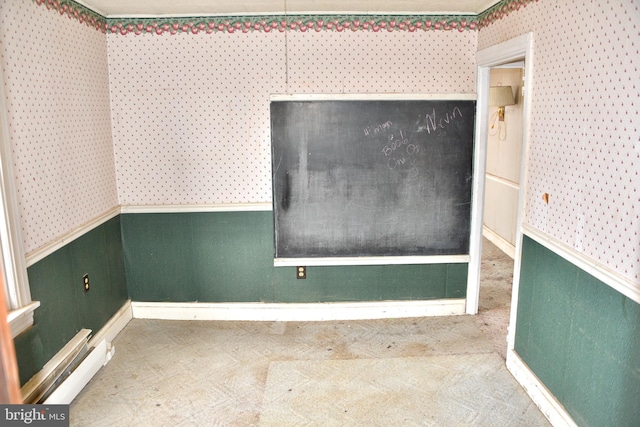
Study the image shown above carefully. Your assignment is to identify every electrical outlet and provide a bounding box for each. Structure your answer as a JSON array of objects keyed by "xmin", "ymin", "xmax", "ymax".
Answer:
[
  {"xmin": 296, "ymin": 266, "xmax": 306, "ymax": 279},
  {"xmin": 83, "ymin": 274, "xmax": 90, "ymax": 292}
]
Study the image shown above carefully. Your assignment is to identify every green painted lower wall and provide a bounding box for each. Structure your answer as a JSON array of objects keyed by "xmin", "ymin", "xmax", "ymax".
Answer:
[
  {"xmin": 14, "ymin": 216, "xmax": 128, "ymax": 386},
  {"xmin": 515, "ymin": 236, "xmax": 640, "ymax": 427},
  {"xmin": 13, "ymin": 210, "xmax": 466, "ymax": 386},
  {"xmin": 121, "ymin": 211, "xmax": 467, "ymax": 303}
]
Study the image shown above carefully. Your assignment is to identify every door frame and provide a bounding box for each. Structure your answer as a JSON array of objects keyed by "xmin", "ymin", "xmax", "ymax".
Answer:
[{"xmin": 466, "ymin": 32, "xmax": 534, "ymax": 349}]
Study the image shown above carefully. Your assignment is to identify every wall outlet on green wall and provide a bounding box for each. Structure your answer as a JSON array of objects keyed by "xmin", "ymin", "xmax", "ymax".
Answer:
[{"xmin": 83, "ymin": 274, "xmax": 90, "ymax": 292}]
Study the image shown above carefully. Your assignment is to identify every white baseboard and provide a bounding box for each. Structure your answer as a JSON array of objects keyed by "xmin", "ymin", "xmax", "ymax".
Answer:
[
  {"xmin": 131, "ymin": 299, "xmax": 466, "ymax": 322},
  {"xmin": 506, "ymin": 349, "xmax": 577, "ymax": 427},
  {"xmin": 88, "ymin": 300, "xmax": 133, "ymax": 349},
  {"xmin": 40, "ymin": 299, "xmax": 460, "ymax": 403},
  {"xmin": 482, "ymin": 225, "xmax": 515, "ymax": 259},
  {"xmin": 41, "ymin": 300, "xmax": 132, "ymax": 405}
]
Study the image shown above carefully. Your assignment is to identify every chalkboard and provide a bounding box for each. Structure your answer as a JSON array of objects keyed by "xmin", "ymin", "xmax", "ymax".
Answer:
[{"xmin": 271, "ymin": 99, "xmax": 476, "ymax": 259}]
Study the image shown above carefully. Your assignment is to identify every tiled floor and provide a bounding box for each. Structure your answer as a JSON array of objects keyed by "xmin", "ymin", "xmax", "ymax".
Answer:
[{"xmin": 70, "ymin": 240, "xmax": 550, "ymax": 426}]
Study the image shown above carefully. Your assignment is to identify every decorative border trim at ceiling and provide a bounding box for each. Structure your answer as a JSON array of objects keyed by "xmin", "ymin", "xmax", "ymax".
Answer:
[
  {"xmin": 478, "ymin": 0, "xmax": 538, "ymax": 28},
  {"xmin": 31, "ymin": 0, "xmax": 537, "ymax": 34},
  {"xmin": 34, "ymin": 0, "xmax": 107, "ymax": 32},
  {"xmin": 106, "ymin": 15, "xmax": 478, "ymax": 35}
]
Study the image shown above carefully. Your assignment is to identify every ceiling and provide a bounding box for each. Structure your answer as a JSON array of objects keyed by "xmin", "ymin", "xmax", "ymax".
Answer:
[{"xmin": 79, "ymin": 0, "xmax": 501, "ymax": 17}]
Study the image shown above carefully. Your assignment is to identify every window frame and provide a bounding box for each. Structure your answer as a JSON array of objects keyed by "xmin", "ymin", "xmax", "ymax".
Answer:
[{"xmin": 0, "ymin": 64, "xmax": 39, "ymax": 337}]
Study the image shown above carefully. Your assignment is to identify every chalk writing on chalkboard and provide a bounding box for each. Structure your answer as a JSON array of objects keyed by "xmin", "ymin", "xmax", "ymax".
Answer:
[{"xmin": 271, "ymin": 99, "xmax": 476, "ymax": 259}]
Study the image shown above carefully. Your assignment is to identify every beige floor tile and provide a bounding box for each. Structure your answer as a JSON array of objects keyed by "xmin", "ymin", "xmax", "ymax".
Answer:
[{"xmin": 71, "ymin": 240, "xmax": 548, "ymax": 426}]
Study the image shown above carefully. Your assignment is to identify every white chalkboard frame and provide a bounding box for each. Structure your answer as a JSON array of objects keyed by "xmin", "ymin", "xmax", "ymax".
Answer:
[{"xmin": 271, "ymin": 93, "xmax": 477, "ymax": 267}]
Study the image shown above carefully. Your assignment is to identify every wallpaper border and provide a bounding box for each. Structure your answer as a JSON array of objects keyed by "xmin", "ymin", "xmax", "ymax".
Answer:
[
  {"xmin": 33, "ymin": 0, "xmax": 107, "ymax": 33},
  {"xmin": 31, "ymin": 0, "xmax": 539, "ymax": 35},
  {"xmin": 105, "ymin": 15, "xmax": 478, "ymax": 35},
  {"xmin": 478, "ymin": 0, "xmax": 539, "ymax": 28}
]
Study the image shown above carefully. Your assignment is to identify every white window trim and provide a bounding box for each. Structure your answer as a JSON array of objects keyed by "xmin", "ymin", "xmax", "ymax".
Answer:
[{"xmin": 0, "ymin": 63, "xmax": 39, "ymax": 337}]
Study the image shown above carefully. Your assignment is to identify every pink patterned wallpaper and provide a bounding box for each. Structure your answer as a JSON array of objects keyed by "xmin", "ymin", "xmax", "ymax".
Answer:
[
  {"xmin": 107, "ymin": 30, "xmax": 477, "ymax": 205},
  {"xmin": 0, "ymin": 0, "xmax": 117, "ymax": 254},
  {"xmin": 4, "ymin": 0, "xmax": 638, "ymax": 286},
  {"xmin": 107, "ymin": 31, "xmax": 286, "ymax": 205},
  {"xmin": 479, "ymin": 0, "xmax": 640, "ymax": 283}
]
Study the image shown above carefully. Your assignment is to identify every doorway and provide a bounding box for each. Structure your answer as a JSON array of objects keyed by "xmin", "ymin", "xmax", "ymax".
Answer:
[
  {"xmin": 472, "ymin": 63, "xmax": 525, "ymax": 359},
  {"xmin": 483, "ymin": 64, "xmax": 524, "ymax": 259},
  {"xmin": 466, "ymin": 33, "xmax": 534, "ymax": 356}
]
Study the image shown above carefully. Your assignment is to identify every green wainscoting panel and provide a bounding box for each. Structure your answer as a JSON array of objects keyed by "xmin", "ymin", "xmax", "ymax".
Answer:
[
  {"xmin": 14, "ymin": 216, "xmax": 128, "ymax": 385},
  {"xmin": 515, "ymin": 236, "xmax": 640, "ymax": 427},
  {"xmin": 121, "ymin": 211, "xmax": 467, "ymax": 303}
]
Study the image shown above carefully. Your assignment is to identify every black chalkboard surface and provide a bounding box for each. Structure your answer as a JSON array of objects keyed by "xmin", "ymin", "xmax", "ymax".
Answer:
[{"xmin": 271, "ymin": 99, "xmax": 476, "ymax": 259}]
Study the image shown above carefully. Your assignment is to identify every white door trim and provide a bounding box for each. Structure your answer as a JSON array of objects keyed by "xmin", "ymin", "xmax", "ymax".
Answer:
[
  {"xmin": 466, "ymin": 33, "xmax": 534, "ymax": 344},
  {"xmin": 472, "ymin": 36, "xmax": 577, "ymax": 427}
]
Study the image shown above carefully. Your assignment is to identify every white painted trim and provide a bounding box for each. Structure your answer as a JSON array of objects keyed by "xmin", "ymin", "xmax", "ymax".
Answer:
[
  {"xmin": 25, "ymin": 206, "xmax": 121, "ymax": 267},
  {"xmin": 120, "ymin": 203, "xmax": 272, "ymax": 214},
  {"xmin": 0, "ymin": 57, "xmax": 36, "ymax": 336},
  {"xmin": 131, "ymin": 299, "xmax": 466, "ymax": 322},
  {"xmin": 7, "ymin": 301, "xmax": 40, "ymax": 338},
  {"xmin": 271, "ymin": 93, "xmax": 477, "ymax": 101},
  {"xmin": 485, "ymin": 173, "xmax": 519, "ymax": 190},
  {"xmin": 467, "ymin": 32, "xmax": 533, "ymax": 320},
  {"xmin": 476, "ymin": 33, "xmax": 533, "ymax": 67},
  {"xmin": 522, "ymin": 224, "xmax": 640, "ymax": 304},
  {"xmin": 506, "ymin": 349, "xmax": 577, "ymax": 427},
  {"xmin": 492, "ymin": 61, "xmax": 525, "ymax": 69},
  {"xmin": 482, "ymin": 226, "xmax": 515, "ymax": 259},
  {"xmin": 44, "ymin": 339, "xmax": 108, "ymax": 405},
  {"xmin": 26, "ymin": 204, "xmax": 274, "ymax": 267},
  {"xmin": 87, "ymin": 300, "xmax": 133, "ymax": 349},
  {"xmin": 274, "ymin": 254, "xmax": 469, "ymax": 267},
  {"xmin": 465, "ymin": 60, "xmax": 490, "ymax": 315},
  {"xmin": 506, "ymin": 34, "xmax": 535, "ymax": 350}
]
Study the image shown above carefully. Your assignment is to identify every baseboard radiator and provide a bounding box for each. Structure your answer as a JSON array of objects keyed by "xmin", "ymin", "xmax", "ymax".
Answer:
[{"xmin": 21, "ymin": 329, "xmax": 115, "ymax": 404}]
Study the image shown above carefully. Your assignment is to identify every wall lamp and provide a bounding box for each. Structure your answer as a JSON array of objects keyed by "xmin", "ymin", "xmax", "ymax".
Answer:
[{"xmin": 488, "ymin": 85, "xmax": 515, "ymax": 140}]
